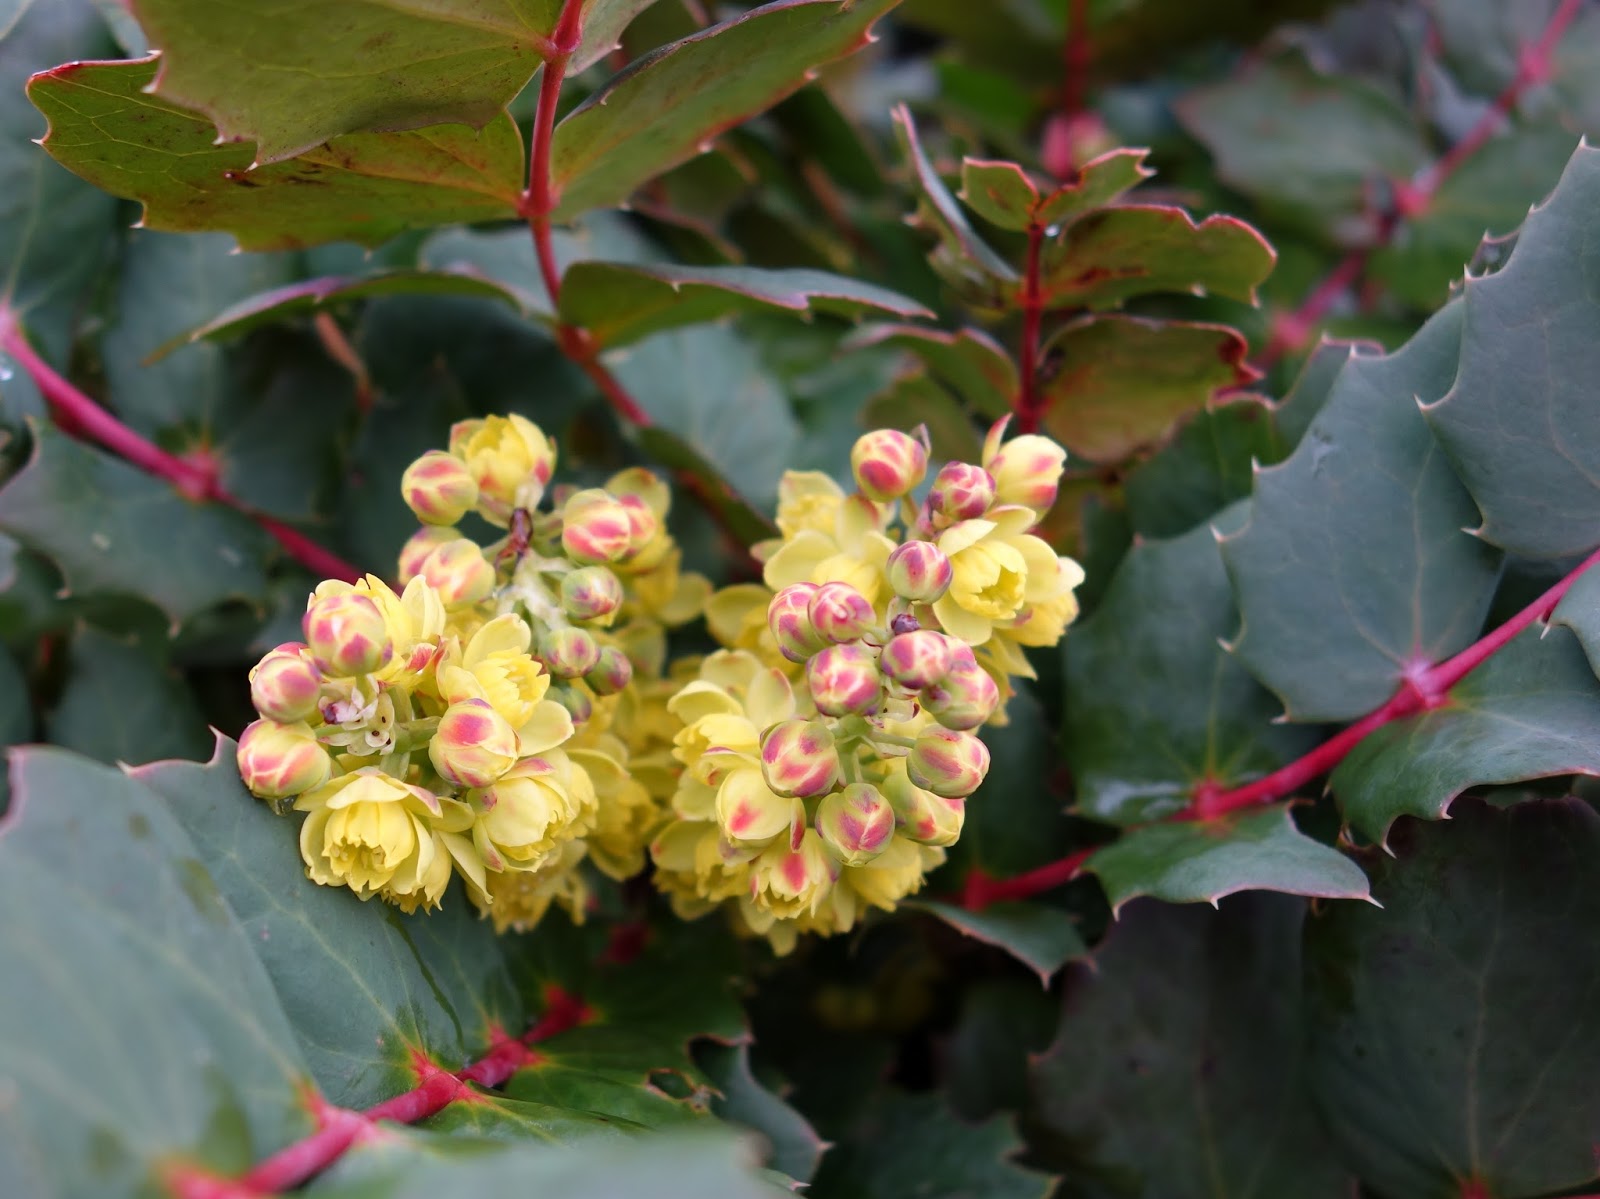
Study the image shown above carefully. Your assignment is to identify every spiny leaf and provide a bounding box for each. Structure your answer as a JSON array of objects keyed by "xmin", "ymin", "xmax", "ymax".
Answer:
[
  {"xmin": 45, "ymin": 625, "xmax": 208, "ymax": 766},
  {"xmin": 1304, "ymin": 799, "xmax": 1600, "ymax": 1199},
  {"xmin": 956, "ymin": 158, "xmax": 1041, "ymax": 232},
  {"xmin": 911, "ymin": 900, "xmax": 1087, "ymax": 986},
  {"xmin": 698, "ymin": 1042, "xmax": 826, "ymax": 1185},
  {"xmin": 846, "ymin": 323, "xmax": 1016, "ymax": 418},
  {"xmin": 30, "ymin": 58, "xmax": 525, "ymax": 252},
  {"xmin": 1222, "ymin": 301, "xmax": 1503, "ymax": 722},
  {"xmin": 958, "ymin": 149, "xmax": 1154, "ymax": 234},
  {"xmin": 1034, "ymin": 148, "xmax": 1154, "ymax": 227},
  {"xmin": 1122, "ymin": 399, "xmax": 1285, "ymax": 539},
  {"xmin": 1550, "ymin": 563, "xmax": 1600, "ymax": 678}
]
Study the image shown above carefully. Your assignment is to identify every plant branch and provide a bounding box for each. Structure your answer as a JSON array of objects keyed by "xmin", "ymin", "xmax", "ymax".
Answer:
[
  {"xmin": 1014, "ymin": 221, "xmax": 1048, "ymax": 433},
  {"xmin": 0, "ymin": 318, "xmax": 363, "ymax": 584},
  {"xmin": 1061, "ymin": 0, "xmax": 1090, "ymax": 124}
]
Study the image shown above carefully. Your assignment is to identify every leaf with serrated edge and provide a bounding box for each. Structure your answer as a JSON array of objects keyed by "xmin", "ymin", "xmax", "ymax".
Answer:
[
  {"xmin": 1034, "ymin": 148, "xmax": 1154, "ymax": 227},
  {"xmin": 1123, "ymin": 399, "xmax": 1283, "ymax": 539},
  {"xmin": 1063, "ymin": 507, "xmax": 1321, "ymax": 825},
  {"xmin": 1330, "ymin": 626, "xmax": 1600, "ymax": 845},
  {"xmin": 1039, "ymin": 316, "xmax": 1257, "ymax": 463},
  {"xmin": 957, "ymin": 158, "xmax": 1038, "ymax": 232},
  {"xmin": 29, "ymin": 58, "xmax": 524, "ymax": 252},
  {"xmin": 1303, "ymin": 799, "xmax": 1600, "ymax": 1199},
  {"xmin": 1550, "ymin": 564, "xmax": 1600, "ymax": 678},
  {"xmin": 1084, "ymin": 804, "xmax": 1369, "ymax": 912},
  {"xmin": 1222, "ymin": 301, "xmax": 1502, "ymax": 721},
  {"xmin": 550, "ymin": 0, "xmax": 899, "ymax": 219},
  {"xmin": 560, "ymin": 263, "xmax": 931, "ymax": 350},
  {"xmin": 1424, "ymin": 141, "xmax": 1600, "ymax": 557},
  {"xmin": 698, "ymin": 1042, "xmax": 825, "ymax": 1185},
  {"xmin": 847, "ymin": 323, "xmax": 1016, "ymax": 417},
  {"xmin": 912, "ymin": 900, "xmax": 1087, "ymax": 986}
]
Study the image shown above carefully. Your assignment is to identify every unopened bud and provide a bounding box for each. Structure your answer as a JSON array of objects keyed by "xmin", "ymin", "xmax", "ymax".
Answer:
[
  {"xmin": 886, "ymin": 541, "xmax": 952, "ymax": 602},
  {"xmin": 561, "ymin": 565, "xmax": 624, "ymax": 623},
  {"xmin": 249, "ymin": 644, "xmax": 322, "ymax": 723},
  {"xmin": 806, "ymin": 644, "xmax": 882, "ymax": 717},
  {"xmin": 759, "ymin": 719, "xmax": 841, "ymax": 798},
  {"xmin": 540, "ymin": 627, "xmax": 602, "ymax": 679},
  {"xmin": 398, "ymin": 526, "xmax": 458, "ymax": 585},
  {"xmin": 561, "ymin": 489, "xmax": 634, "ymax": 564},
  {"xmin": 923, "ymin": 654, "xmax": 1000, "ymax": 730},
  {"xmin": 878, "ymin": 630, "xmax": 954, "ymax": 690},
  {"xmin": 549, "ymin": 683, "xmax": 594, "ymax": 724},
  {"xmin": 583, "ymin": 645, "xmax": 634, "ymax": 696},
  {"xmin": 418, "ymin": 538, "xmax": 495, "ymax": 607},
  {"xmin": 717, "ymin": 769, "xmax": 805, "ymax": 845},
  {"xmin": 808, "ymin": 581, "xmax": 875, "ymax": 644},
  {"xmin": 814, "ymin": 783, "xmax": 895, "ymax": 865},
  {"xmin": 617, "ymin": 493, "xmax": 659, "ymax": 557},
  {"xmin": 401, "ymin": 450, "xmax": 478, "ymax": 526},
  {"xmin": 984, "ymin": 428, "xmax": 1067, "ymax": 513},
  {"xmin": 928, "ymin": 462, "xmax": 996, "ymax": 522},
  {"xmin": 883, "ymin": 771, "xmax": 965, "ymax": 846},
  {"xmin": 851, "ymin": 428, "xmax": 928, "ymax": 502},
  {"xmin": 237, "ymin": 719, "xmax": 331, "ymax": 800},
  {"xmin": 768, "ymin": 583, "xmax": 828, "ymax": 664},
  {"xmin": 907, "ymin": 727, "xmax": 990, "ymax": 798},
  {"xmin": 303, "ymin": 592, "xmax": 392, "ymax": 679},
  {"xmin": 429, "ymin": 698, "xmax": 519, "ymax": 788}
]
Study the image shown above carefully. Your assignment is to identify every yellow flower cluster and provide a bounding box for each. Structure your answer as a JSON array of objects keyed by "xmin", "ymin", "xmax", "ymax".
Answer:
[{"xmin": 236, "ymin": 415, "xmax": 705, "ymax": 931}]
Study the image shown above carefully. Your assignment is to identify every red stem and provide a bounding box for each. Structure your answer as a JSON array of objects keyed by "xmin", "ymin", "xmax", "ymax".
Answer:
[
  {"xmin": 0, "ymin": 319, "xmax": 363, "ymax": 584},
  {"xmin": 1061, "ymin": 0, "xmax": 1090, "ymax": 122},
  {"xmin": 1014, "ymin": 222, "xmax": 1047, "ymax": 433}
]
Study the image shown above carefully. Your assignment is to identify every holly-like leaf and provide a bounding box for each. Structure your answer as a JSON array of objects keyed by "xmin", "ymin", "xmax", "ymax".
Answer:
[
  {"xmin": 1027, "ymin": 895, "xmax": 1354, "ymax": 1198},
  {"xmin": 1330, "ymin": 626, "xmax": 1600, "ymax": 844},
  {"xmin": 1039, "ymin": 205, "xmax": 1275, "ymax": 310},
  {"xmin": 1222, "ymin": 301, "xmax": 1503, "ymax": 721},
  {"xmin": 1038, "ymin": 316, "xmax": 1256, "ymax": 464},
  {"xmin": 698, "ymin": 1042, "xmax": 825, "ymax": 1185},
  {"xmin": 912, "ymin": 901, "xmax": 1087, "ymax": 986},
  {"xmin": 45, "ymin": 625, "xmax": 208, "ymax": 766},
  {"xmin": 1303, "ymin": 799, "xmax": 1600, "ymax": 1199},
  {"xmin": 1083, "ymin": 804, "xmax": 1370, "ymax": 911},
  {"xmin": 0, "ymin": 422, "xmax": 272, "ymax": 625},
  {"xmin": 550, "ymin": 0, "xmax": 899, "ymax": 219},
  {"xmin": 1271, "ymin": 338, "xmax": 1363, "ymax": 449},
  {"xmin": 1424, "ymin": 141, "xmax": 1600, "ymax": 558},
  {"xmin": 846, "ymin": 323, "xmax": 1016, "ymax": 418},
  {"xmin": 954, "ymin": 149, "xmax": 1154, "ymax": 237},
  {"xmin": 559, "ymin": 263, "xmax": 931, "ymax": 350},
  {"xmin": 944, "ymin": 979, "xmax": 1059, "ymax": 1122},
  {"xmin": 1551, "ymin": 563, "xmax": 1600, "ymax": 677},
  {"xmin": 1122, "ymin": 399, "xmax": 1284, "ymax": 538},
  {"xmin": 30, "ymin": 58, "xmax": 525, "ymax": 252},
  {"xmin": 957, "ymin": 158, "xmax": 1041, "ymax": 232},
  {"xmin": 1035, "ymin": 148, "xmax": 1154, "ymax": 227},
  {"xmin": 1063, "ymin": 508, "xmax": 1322, "ymax": 825},
  {"xmin": 860, "ymin": 374, "xmax": 983, "ymax": 465}
]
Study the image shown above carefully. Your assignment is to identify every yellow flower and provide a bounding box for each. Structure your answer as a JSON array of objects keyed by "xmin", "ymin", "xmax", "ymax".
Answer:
[
  {"xmin": 571, "ymin": 732, "xmax": 664, "ymax": 880},
  {"xmin": 760, "ymin": 476, "xmax": 896, "ymax": 606},
  {"xmin": 842, "ymin": 835, "xmax": 944, "ymax": 911},
  {"xmin": 312, "ymin": 574, "xmax": 447, "ymax": 687},
  {"xmin": 470, "ymin": 841, "xmax": 591, "ymax": 934},
  {"xmin": 469, "ymin": 748, "xmax": 596, "ymax": 873},
  {"xmin": 449, "ymin": 413, "xmax": 556, "ymax": 526},
  {"xmin": 650, "ymin": 818, "xmax": 758, "ymax": 915},
  {"xmin": 932, "ymin": 507, "xmax": 1066, "ymax": 645},
  {"xmin": 436, "ymin": 613, "xmax": 550, "ymax": 729}
]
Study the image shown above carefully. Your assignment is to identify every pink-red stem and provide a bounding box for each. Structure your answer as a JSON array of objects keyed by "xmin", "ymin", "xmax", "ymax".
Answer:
[{"xmin": 1014, "ymin": 222, "xmax": 1048, "ymax": 433}]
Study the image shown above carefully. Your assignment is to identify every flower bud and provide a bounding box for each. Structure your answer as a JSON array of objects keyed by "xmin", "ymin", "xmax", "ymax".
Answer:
[
  {"xmin": 540, "ymin": 627, "xmax": 602, "ymax": 679},
  {"xmin": 429, "ymin": 698, "xmax": 519, "ymax": 788},
  {"xmin": 923, "ymin": 654, "xmax": 1000, "ymax": 730},
  {"xmin": 401, "ymin": 450, "xmax": 478, "ymax": 526},
  {"xmin": 878, "ymin": 630, "xmax": 954, "ymax": 691},
  {"xmin": 851, "ymin": 429, "xmax": 928, "ymax": 502},
  {"xmin": 984, "ymin": 430, "xmax": 1067, "ymax": 512},
  {"xmin": 886, "ymin": 541, "xmax": 953, "ymax": 603},
  {"xmin": 303, "ymin": 593, "xmax": 392, "ymax": 679},
  {"xmin": 561, "ymin": 489, "xmax": 634, "ymax": 564},
  {"xmin": 449, "ymin": 414, "xmax": 556, "ymax": 525},
  {"xmin": 928, "ymin": 462, "xmax": 996, "ymax": 522},
  {"xmin": 249, "ymin": 644, "xmax": 322, "ymax": 723},
  {"xmin": 768, "ymin": 583, "xmax": 828, "ymax": 664},
  {"xmin": 548, "ymin": 683, "xmax": 594, "ymax": 725},
  {"xmin": 808, "ymin": 581, "xmax": 875, "ymax": 644},
  {"xmin": 883, "ymin": 771, "xmax": 965, "ymax": 847},
  {"xmin": 718, "ymin": 768, "xmax": 805, "ymax": 846},
  {"xmin": 418, "ymin": 538, "xmax": 495, "ymax": 607},
  {"xmin": 237, "ymin": 718, "xmax": 331, "ymax": 800},
  {"xmin": 806, "ymin": 644, "xmax": 882, "ymax": 717},
  {"xmin": 814, "ymin": 783, "xmax": 895, "ymax": 865},
  {"xmin": 398, "ymin": 526, "xmax": 458, "ymax": 585},
  {"xmin": 560, "ymin": 565, "xmax": 624, "ymax": 623},
  {"xmin": 617, "ymin": 493, "xmax": 660, "ymax": 557},
  {"xmin": 583, "ymin": 645, "xmax": 634, "ymax": 696},
  {"xmin": 907, "ymin": 727, "xmax": 990, "ymax": 798},
  {"xmin": 759, "ymin": 718, "xmax": 841, "ymax": 799}
]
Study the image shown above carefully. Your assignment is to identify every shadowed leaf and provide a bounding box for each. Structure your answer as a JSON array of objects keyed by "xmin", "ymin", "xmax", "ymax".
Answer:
[
  {"xmin": 912, "ymin": 901, "xmax": 1087, "ymax": 986},
  {"xmin": 46, "ymin": 626, "xmax": 208, "ymax": 766}
]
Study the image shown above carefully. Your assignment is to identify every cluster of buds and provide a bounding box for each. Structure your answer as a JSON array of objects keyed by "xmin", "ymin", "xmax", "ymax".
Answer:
[
  {"xmin": 653, "ymin": 420, "xmax": 1082, "ymax": 952},
  {"xmin": 236, "ymin": 414, "xmax": 706, "ymax": 931}
]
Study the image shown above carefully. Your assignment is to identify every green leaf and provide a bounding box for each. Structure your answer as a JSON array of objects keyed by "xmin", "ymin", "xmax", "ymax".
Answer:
[
  {"xmin": 1175, "ymin": 51, "xmax": 1427, "ymax": 245},
  {"xmin": 943, "ymin": 978, "xmax": 1059, "ymax": 1121},
  {"xmin": 911, "ymin": 900, "xmax": 1087, "ymax": 986},
  {"xmin": 1271, "ymin": 338, "xmax": 1362, "ymax": 449},
  {"xmin": 1303, "ymin": 799, "xmax": 1600, "ymax": 1199},
  {"xmin": 1039, "ymin": 316, "xmax": 1256, "ymax": 464},
  {"xmin": 846, "ymin": 323, "xmax": 1016, "ymax": 418},
  {"xmin": 1039, "ymin": 205, "xmax": 1275, "ymax": 310},
  {"xmin": 1122, "ymin": 399, "xmax": 1283, "ymax": 538},
  {"xmin": 956, "ymin": 158, "xmax": 1041, "ymax": 232},
  {"xmin": 859, "ymin": 374, "xmax": 984, "ymax": 466},
  {"xmin": 1034, "ymin": 148, "xmax": 1154, "ymax": 227},
  {"xmin": 0, "ymin": 639, "xmax": 29, "ymax": 806},
  {"xmin": 698, "ymin": 1042, "xmax": 825, "ymax": 1185},
  {"xmin": 559, "ymin": 263, "xmax": 931, "ymax": 350},
  {"xmin": 1084, "ymin": 804, "xmax": 1370, "ymax": 911},
  {"xmin": 31, "ymin": 58, "xmax": 525, "ymax": 252},
  {"xmin": 1063, "ymin": 508, "xmax": 1321, "ymax": 825},
  {"xmin": 1550, "ymin": 563, "xmax": 1600, "ymax": 677},
  {"xmin": 1027, "ymin": 895, "xmax": 1354, "ymax": 1198},
  {"xmin": 1424, "ymin": 141, "xmax": 1600, "ymax": 558},
  {"xmin": 811, "ymin": 1090, "xmax": 1054, "ymax": 1199},
  {"xmin": 0, "ymin": 422, "xmax": 271, "ymax": 625},
  {"xmin": 1222, "ymin": 301, "xmax": 1503, "ymax": 721},
  {"xmin": 550, "ymin": 0, "xmax": 899, "ymax": 220},
  {"xmin": 45, "ymin": 625, "xmax": 208, "ymax": 766},
  {"xmin": 1330, "ymin": 626, "xmax": 1600, "ymax": 845},
  {"xmin": 959, "ymin": 150, "xmax": 1161, "ymax": 234},
  {"xmin": 950, "ymin": 689, "xmax": 1072, "ymax": 876}
]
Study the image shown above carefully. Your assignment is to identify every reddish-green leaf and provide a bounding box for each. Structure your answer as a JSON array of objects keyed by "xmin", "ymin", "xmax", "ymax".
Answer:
[
  {"xmin": 1034, "ymin": 148, "xmax": 1154, "ymax": 227},
  {"xmin": 956, "ymin": 158, "xmax": 1040, "ymax": 232},
  {"xmin": 847, "ymin": 323, "xmax": 1016, "ymax": 418}
]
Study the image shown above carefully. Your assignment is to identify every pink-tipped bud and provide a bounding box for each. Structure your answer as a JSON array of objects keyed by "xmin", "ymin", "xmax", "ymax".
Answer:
[
  {"xmin": 549, "ymin": 683, "xmax": 594, "ymax": 724},
  {"xmin": 815, "ymin": 783, "xmax": 896, "ymax": 865},
  {"xmin": 806, "ymin": 644, "xmax": 882, "ymax": 717},
  {"xmin": 759, "ymin": 718, "xmax": 841, "ymax": 799},
  {"xmin": 717, "ymin": 769, "xmax": 805, "ymax": 846},
  {"xmin": 398, "ymin": 526, "xmax": 458, "ymax": 585},
  {"xmin": 560, "ymin": 565, "xmax": 624, "ymax": 623},
  {"xmin": 583, "ymin": 645, "xmax": 634, "ymax": 696},
  {"xmin": 879, "ymin": 630, "xmax": 955, "ymax": 690},
  {"xmin": 984, "ymin": 431, "xmax": 1067, "ymax": 513},
  {"xmin": 923, "ymin": 654, "xmax": 1000, "ymax": 731},
  {"xmin": 401, "ymin": 450, "xmax": 478, "ymax": 526},
  {"xmin": 907, "ymin": 727, "xmax": 990, "ymax": 798},
  {"xmin": 883, "ymin": 771, "xmax": 965, "ymax": 846},
  {"xmin": 249, "ymin": 644, "xmax": 322, "ymax": 723},
  {"xmin": 418, "ymin": 538, "xmax": 495, "ymax": 607},
  {"xmin": 617, "ymin": 493, "xmax": 660, "ymax": 557},
  {"xmin": 540, "ymin": 627, "xmax": 602, "ymax": 679},
  {"xmin": 560, "ymin": 489, "xmax": 635, "ymax": 564},
  {"xmin": 886, "ymin": 541, "xmax": 953, "ymax": 602},
  {"xmin": 237, "ymin": 719, "xmax": 331, "ymax": 800},
  {"xmin": 851, "ymin": 428, "xmax": 928, "ymax": 502},
  {"xmin": 928, "ymin": 462, "xmax": 996, "ymax": 522},
  {"xmin": 808, "ymin": 581, "xmax": 875, "ymax": 644},
  {"xmin": 768, "ymin": 583, "xmax": 828, "ymax": 664},
  {"xmin": 303, "ymin": 593, "xmax": 392, "ymax": 679},
  {"xmin": 429, "ymin": 699, "xmax": 519, "ymax": 788}
]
